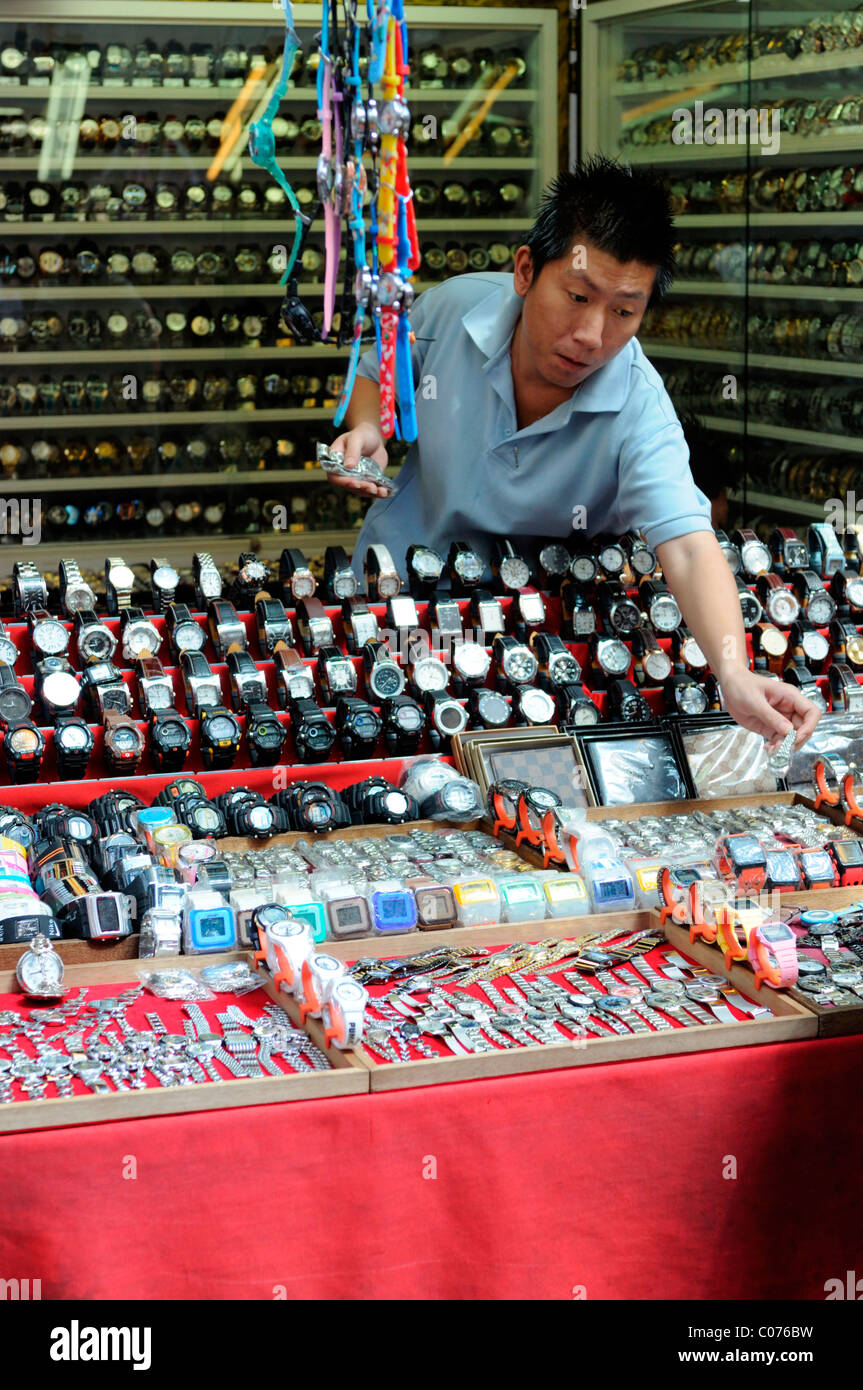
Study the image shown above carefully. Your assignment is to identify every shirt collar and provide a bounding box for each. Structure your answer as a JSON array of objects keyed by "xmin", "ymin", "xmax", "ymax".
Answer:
[{"xmin": 462, "ymin": 276, "xmax": 633, "ymax": 425}]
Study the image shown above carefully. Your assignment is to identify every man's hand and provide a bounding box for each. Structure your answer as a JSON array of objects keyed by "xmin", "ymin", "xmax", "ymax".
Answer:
[
  {"xmin": 720, "ymin": 667, "xmax": 821, "ymax": 753},
  {"xmin": 327, "ymin": 423, "xmax": 390, "ymax": 498}
]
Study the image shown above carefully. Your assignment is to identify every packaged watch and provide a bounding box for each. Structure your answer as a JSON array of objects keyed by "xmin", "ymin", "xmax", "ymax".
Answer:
[{"xmin": 676, "ymin": 715, "xmax": 780, "ymax": 799}]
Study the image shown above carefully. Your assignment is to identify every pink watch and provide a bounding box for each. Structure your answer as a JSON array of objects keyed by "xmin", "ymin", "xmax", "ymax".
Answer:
[{"xmin": 747, "ymin": 920, "xmax": 799, "ymax": 990}]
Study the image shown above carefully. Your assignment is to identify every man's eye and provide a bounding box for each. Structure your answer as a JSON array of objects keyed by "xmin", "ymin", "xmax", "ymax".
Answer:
[
  {"xmin": 615, "ymin": 308, "xmax": 634, "ymax": 318},
  {"xmin": 568, "ymin": 292, "xmax": 587, "ymax": 303}
]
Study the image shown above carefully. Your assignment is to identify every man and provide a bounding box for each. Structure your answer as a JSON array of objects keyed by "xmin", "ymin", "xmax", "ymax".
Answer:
[{"xmin": 329, "ymin": 156, "xmax": 818, "ymax": 752}]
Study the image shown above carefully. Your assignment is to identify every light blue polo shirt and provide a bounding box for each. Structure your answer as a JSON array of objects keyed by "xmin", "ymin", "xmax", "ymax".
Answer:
[{"xmin": 352, "ymin": 271, "xmax": 712, "ymax": 578}]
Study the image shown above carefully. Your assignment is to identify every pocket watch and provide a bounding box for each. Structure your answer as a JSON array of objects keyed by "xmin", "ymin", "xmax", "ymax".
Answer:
[{"xmin": 16, "ymin": 933, "xmax": 65, "ymax": 999}]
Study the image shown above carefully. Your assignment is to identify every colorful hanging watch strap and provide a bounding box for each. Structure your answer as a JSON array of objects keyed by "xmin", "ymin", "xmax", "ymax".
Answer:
[
  {"xmin": 247, "ymin": 0, "xmax": 307, "ymax": 286},
  {"xmin": 333, "ymin": 1, "xmax": 372, "ymax": 428}
]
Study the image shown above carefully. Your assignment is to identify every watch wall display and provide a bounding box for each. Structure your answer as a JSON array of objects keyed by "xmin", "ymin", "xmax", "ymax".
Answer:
[
  {"xmin": 581, "ymin": 0, "xmax": 863, "ymax": 528},
  {"xmin": 0, "ymin": 1, "xmax": 557, "ymax": 566}
]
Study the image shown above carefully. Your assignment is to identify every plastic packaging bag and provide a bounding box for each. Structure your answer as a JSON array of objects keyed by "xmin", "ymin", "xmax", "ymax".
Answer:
[
  {"xmin": 199, "ymin": 961, "xmax": 263, "ymax": 996},
  {"xmin": 138, "ymin": 969, "xmax": 216, "ymax": 1001},
  {"xmin": 681, "ymin": 725, "xmax": 779, "ymax": 798}
]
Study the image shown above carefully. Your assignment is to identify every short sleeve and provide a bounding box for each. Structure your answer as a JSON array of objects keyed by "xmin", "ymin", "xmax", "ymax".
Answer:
[{"xmin": 616, "ymin": 412, "xmax": 713, "ymax": 550}]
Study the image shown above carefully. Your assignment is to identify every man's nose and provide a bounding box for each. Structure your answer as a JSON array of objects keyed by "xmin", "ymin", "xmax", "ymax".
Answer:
[{"xmin": 572, "ymin": 306, "xmax": 603, "ymax": 352}]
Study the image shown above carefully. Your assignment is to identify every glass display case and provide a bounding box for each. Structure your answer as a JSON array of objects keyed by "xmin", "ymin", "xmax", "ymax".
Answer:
[
  {"xmin": 581, "ymin": 0, "xmax": 863, "ymax": 532},
  {"xmin": 0, "ymin": 0, "xmax": 558, "ymax": 572}
]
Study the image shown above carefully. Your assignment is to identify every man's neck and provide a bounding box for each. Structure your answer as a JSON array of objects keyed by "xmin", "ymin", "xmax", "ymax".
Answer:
[{"xmin": 510, "ymin": 319, "xmax": 576, "ymax": 431}]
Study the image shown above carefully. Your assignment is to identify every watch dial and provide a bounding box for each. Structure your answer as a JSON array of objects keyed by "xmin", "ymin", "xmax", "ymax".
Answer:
[
  {"xmin": 802, "ymin": 632, "xmax": 829, "ymax": 663},
  {"xmin": 9, "ymin": 726, "xmax": 39, "ymax": 753},
  {"xmin": 599, "ymin": 544, "xmax": 624, "ymax": 573},
  {"xmin": 651, "ymin": 596, "xmax": 681, "ymax": 632},
  {"xmin": 248, "ymin": 805, "xmax": 274, "ymax": 831},
  {"xmin": 208, "ymin": 715, "xmax": 236, "ymax": 740},
  {"xmin": 499, "ymin": 557, "xmax": 530, "ymax": 590},
  {"xmin": 177, "ymin": 622, "xmax": 205, "ymax": 651},
  {"xmin": 454, "ymin": 553, "xmax": 483, "ymax": 584},
  {"xmin": 436, "ymin": 702, "xmax": 467, "ymax": 733},
  {"xmin": 59, "ymin": 724, "xmax": 89, "ymax": 750},
  {"xmin": 396, "ymin": 705, "xmax": 424, "ymax": 732},
  {"xmin": 760, "ymin": 923, "xmax": 793, "ymax": 942},
  {"xmin": 678, "ymin": 684, "xmax": 708, "ymax": 715},
  {"xmin": 644, "ymin": 649, "xmax": 672, "ymax": 682},
  {"xmin": 454, "ymin": 643, "xmax": 490, "ymax": 680},
  {"xmin": 412, "ymin": 549, "xmax": 443, "ymax": 582},
  {"xmin": 505, "ymin": 648, "xmax": 537, "ymax": 684},
  {"xmin": 808, "ymin": 594, "xmax": 835, "ymax": 626},
  {"xmin": 113, "ymin": 727, "xmax": 140, "ymax": 752},
  {"xmin": 846, "ymin": 579, "xmax": 863, "ymax": 609},
  {"xmin": 521, "ymin": 689, "xmax": 555, "ymax": 724},
  {"xmin": 731, "ymin": 837, "xmax": 763, "ymax": 866},
  {"xmin": 601, "ymin": 641, "xmax": 630, "ymax": 676},
  {"xmin": 570, "ymin": 556, "xmax": 596, "ymax": 583},
  {"xmin": 767, "ymin": 590, "xmax": 799, "ymax": 625},
  {"xmin": 35, "ymin": 622, "xmax": 68, "ymax": 655},
  {"xmin": 333, "ymin": 572, "xmax": 358, "ymax": 600},
  {"xmin": 550, "ymin": 655, "xmax": 581, "ymax": 685},
  {"xmin": 371, "ymin": 664, "xmax": 403, "ymax": 698},
  {"xmin": 414, "ymin": 658, "xmax": 448, "ymax": 693}
]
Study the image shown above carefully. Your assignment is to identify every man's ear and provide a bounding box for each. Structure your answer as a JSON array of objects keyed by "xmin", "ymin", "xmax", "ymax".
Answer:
[{"xmin": 512, "ymin": 245, "xmax": 534, "ymax": 296}]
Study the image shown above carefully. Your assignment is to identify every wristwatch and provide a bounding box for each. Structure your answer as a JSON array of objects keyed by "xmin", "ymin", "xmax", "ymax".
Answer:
[
  {"xmin": 808, "ymin": 522, "xmax": 845, "ymax": 578},
  {"xmin": 149, "ymin": 708, "xmax": 192, "ymax": 773},
  {"xmin": 193, "ymin": 551, "xmax": 222, "ymax": 609},
  {"xmin": 424, "ymin": 690, "xmax": 469, "ymax": 748},
  {"xmin": 597, "ymin": 579, "xmax": 641, "ymax": 637},
  {"xmin": 825, "ymin": 837, "xmax": 863, "ymax": 886},
  {"xmin": 430, "ymin": 594, "xmax": 464, "ymax": 643},
  {"xmin": 448, "ymin": 540, "xmax": 485, "ymax": 595},
  {"xmin": 830, "ymin": 619, "xmax": 863, "ymax": 668},
  {"xmin": 792, "ymin": 569, "xmax": 836, "ymax": 627},
  {"xmin": 12, "ymin": 560, "xmax": 48, "ymax": 617},
  {"xmin": 245, "ymin": 700, "xmax": 287, "ymax": 767},
  {"xmin": 408, "ymin": 642, "xmax": 450, "ymax": 698},
  {"xmin": 756, "ymin": 573, "xmax": 800, "ymax": 627},
  {"xmin": 735, "ymin": 575, "xmax": 764, "ymax": 629},
  {"xmin": 828, "ymin": 661, "xmax": 863, "ymax": 713},
  {"xmin": 81, "ymin": 660, "xmax": 130, "ymax": 718},
  {"xmin": 335, "ymin": 696, "xmax": 382, "ymax": 759},
  {"xmin": 794, "ymin": 847, "xmax": 838, "ymax": 892},
  {"xmin": 4, "ymin": 718, "xmax": 45, "ymax": 783},
  {"xmin": 0, "ymin": 664, "xmax": 33, "ymax": 724},
  {"xmin": 342, "ymin": 596, "xmax": 379, "ymax": 652},
  {"xmin": 716, "ymin": 833, "xmax": 767, "ymax": 890},
  {"xmin": 788, "ymin": 618, "xmax": 830, "ymax": 669},
  {"xmin": 207, "ymin": 598, "xmax": 246, "ymax": 661},
  {"xmin": 231, "ymin": 551, "xmax": 271, "ymax": 609},
  {"xmin": 752, "ymin": 622, "xmax": 789, "ymax": 674},
  {"xmin": 769, "ymin": 526, "xmax": 809, "ymax": 575},
  {"xmin": 255, "ymin": 596, "xmax": 293, "ymax": 656},
  {"xmin": 165, "ymin": 602, "xmax": 206, "ymax": 661},
  {"xmin": 364, "ymin": 543, "xmax": 401, "ymax": 601},
  {"xmin": 450, "ymin": 637, "xmax": 491, "ymax": 689},
  {"xmin": 530, "ymin": 632, "xmax": 582, "ymax": 688},
  {"xmin": 180, "ymin": 650, "xmax": 222, "ymax": 717},
  {"xmin": 317, "ymin": 643, "xmax": 358, "ymax": 704},
  {"xmin": 569, "ymin": 542, "xmax": 598, "ymax": 586},
  {"xmin": 631, "ymin": 623, "xmax": 672, "ymax": 685},
  {"xmin": 36, "ymin": 660, "xmax": 81, "ymax": 723},
  {"xmin": 537, "ymin": 541, "xmax": 572, "ymax": 590},
  {"xmin": 289, "ymin": 695, "xmax": 336, "ymax": 763},
  {"xmin": 607, "ymin": 678, "xmax": 653, "ymax": 722},
  {"xmin": 58, "ymin": 558, "xmax": 97, "ymax": 617},
  {"xmin": 513, "ymin": 685, "xmax": 556, "ymax": 726},
  {"xmin": 198, "ymin": 703, "xmax": 241, "ymax": 770},
  {"xmin": 274, "ymin": 645, "xmax": 315, "ymax": 706},
  {"xmin": 831, "ymin": 568, "xmax": 863, "ymax": 614},
  {"xmin": 279, "ymin": 546, "xmax": 317, "ymax": 603},
  {"xmin": 104, "ymin": 555, "xmax": 136, "ymax": 614},
  {"xmin": 296, "ymin": 596, "xmax": 335, "ymax": 655},
  {"xmin": 364, "ymin": 640, "xmax": 406, "ymax": 701},
  {"xmin": 469, "ymin": 589, "xmax": 505, "ymax": 641},
  {"xmin": 732, "ymin": 528, "xmax": 772, "ymax": 579},
  {"xmin": 671, "ymin": 626, "xmax": 708, "ymax": 675},
  {"xmin": 639, "ymin": 578, "xmax": 682, "ymax": 633},
  {"xmin": 468, "ymin": 686, "xmax": 511, "ymax": 729},
  {"xmin": 149, "ymin": 556, "xmax": 180, "ymax": 612},
  {"xmin": 54, "ymin": 714, "xmax": 94, "ymax": 780},
  {"xmin": 0, "ymin": 620, "xmax": 19, "ymax": 668},
  {"xmin": 588, "ymin": 631, "xmax": 631, "ymax": 682},
  {"xmin": 381, "ymin": 694, "xmax": 425, "ymax": 754},
  {"xmin": 621, "ymin": 532, "xmax": 657, "ymax": 580},
  {"xmin": 491, "ymin": 538, "xmax": 531, "ymax": 593},
  {"xmin": 560, "ymin": 578, "xmax": 597, "ymax": 638},
  {"xmin": 515, "ymin": 586, "xmax": 547, "ymax": 633},
  {"xmin": 492, "ymin": 634, "xmax": 538, "ymax": 688},
  {"xmin": 120, "ymin": 606, "xmax": 161, "ymax": 662},
  {"xmin": 747, "ymin": 920, "xmax": 799, "ymax": 990},
  {"xmin": 226, "ymin": 649, "xmax": 267, "ymax": 712},
  {"xmin": 323, "ymin": 545, "xmax": 359, "ymax": 603},
  {"xmin": 782, "ymin": 658, "xmax": 828, "ymax": 711},
  {"xmin": 406, "ymin": 543, "xmax": 444, "ymax": 598},
  {"xmin": 666, "ymin": 672, "xmax": 709, "ymax": 716},
  {"xmin": 28, "ymin": 607, "xmax": 70, "ymax": 660},
  {"xmin": 103, "ymin": 709, "xmax": 145, "ymax": 775}
]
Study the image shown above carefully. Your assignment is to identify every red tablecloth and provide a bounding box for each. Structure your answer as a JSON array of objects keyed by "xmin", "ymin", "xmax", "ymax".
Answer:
[{"xmin": 3, "ymin": 1034, "xmax": 862, "ymax": 1301}]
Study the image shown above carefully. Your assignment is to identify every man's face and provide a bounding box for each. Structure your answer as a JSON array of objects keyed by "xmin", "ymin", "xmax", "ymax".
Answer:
[{"xmin": 512, "ymin": 238, "xmax": 656, "ymax": 390}]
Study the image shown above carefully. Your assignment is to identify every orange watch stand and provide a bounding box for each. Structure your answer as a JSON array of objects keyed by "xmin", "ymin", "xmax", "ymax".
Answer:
[
  {"xmin": 514, "ymin": 792, "xmax": 544, "ymax": 849},
  {"xmin": 540, "ymin": 808, "xmax": 567, "ymax": 868},
  {"xmin": 298, "ymin": 956, "xmax": 323, "ymax": 1024},
  {"xmin": 252, "ymin": 929, "xmax": 296, "ymax": 990},
  {"xmin": 714, "ymin": 909, "xmax": 750, "ymax": 971},
  {"xmin": 842, "ymin": 773, "xmax": 863, "ymax": 826},
  {"xmin": 686, "ymin": 877, "xmax": 718, "ymax": 944},
  {"xmin": 489, "ymin": 782, "xmax": 521, "ymax": 838},
  {"xmin": 252, "ymin": 928, "xmax": 268, "ymax": 970},
  {"xmin": 813, "ymin": 758, "xmax": 843, "ymax": 811}
]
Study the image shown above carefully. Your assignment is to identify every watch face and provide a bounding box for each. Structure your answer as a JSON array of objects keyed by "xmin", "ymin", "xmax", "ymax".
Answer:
[
  {"xmin": 80, "ymin": 626, "xmax": 115, "ymax": 660},
  {"xmin": 248, "ymin": 805, "xmax": 275, "ymax": 832},
  {"xmin": 548, "ymin": 654, "xmax": 581, "ymax": 685},
  {"xmin": 518, "ymin": 593, "xmax": 546, "ymax": 626},
  {"xmin": 442, "ymin": 782, "xmax": 475, "ymax": 812},
  {"xmin": 677, "ymin": 683, "xmax": 708, "ymax": 715},
  {"xmin": 760, "ymin": 923, "xmax": 794, "ymax": 943},
  {"xmin": 539, "ymin": 544, "xmax": 570, "ymax": 577},
  {"xmin": 160, "ymin": 719, "xmax": 188, "ymax": 747},
  {"xmin": 42, "ymin": 672, "xmax": 79, "ymax": 709},
  {"xmin": 124, "ymin": 625, "xmax": 158, "ymax": 657},
  {"xmin": 58, "ymin": 724, "xmax": 90, "ymax": 751},
  {"xmin": 454, "ymin": 552, "xmax": 484, "ymax": 584},
  {"xmin": 110, "ymin": 564, "xmax": 135, "ymax": 592},
  {"xmin": 499, "ymin": 556, "xmax": 530, "ymax": 590},
  {"xmin": 0, "ymin": 637, "xmax": 18, "ymax": 664},
  {"xmin": 291, "ymin": 571, "xmax": 316, "ymax": 601},
  {"xmin": 332, "ymin": 571, "xmax": 358, "ymax": 600},
  {"xmin": 801, "ymin": 631, "xmax": 829, "ymax": 663},
  {"xmin": 377, "ymin": 573, "xmax": 401, "ymax": 600},
  {"xmin": 644, "ymin": 648, "xmax": 672, "ymax": 682},
  {"xmin": 808, "ymin": 593, "xmax": 836, "ymax": 626},
  {"xmin": 765, "ymin": 851, "xmax": 797, "ymax": 881},
  {"xmin": 520, "ymin": 688, "xmax": 555, "ymax": 724},
  {"xmin": 208, "ymin": 715, "xmax": 237, "ymax": 741},
  {"xmin": 395, "ymin": 704, "xmax": 424, "ymax": 732},
  {"xmin": 176, "ymin": 621, "xmax": 206, "ymax": 652},
  {"xmin": 834, "ymin": 840, "xmax": 863, "ymax": 866},
  {"xmin": 729, "ymin": 836, "xmax": 764, "ymax": 867},
  {"xmin": 435, "ymin": 701, "xmax": 468, "ymax": 735},
  {"xmin": 352, "ymin": 711, "xmax": 381, "ymax": 740},
  {"xmin": 9, "ymin": 726, "xmax": 39, "ymax": 754},
  {"xmin": 739, "ymin": 593, "xmax": 762, "ymax": 626},
  {"xmin": 0, "ymin": 687, "xmax": 31, "ymax": 721},
  {"xmin": 326, "ymin": 662, "xmax": 356, "ymax": 693},
  {"xmin": 112, "ymin": 727, "xmax": 141, "ymax": 754},
  {"xmin": 598, "ymin": 544, "xmax": 625, "ymax": 574},
  {"xmin": 416, "ymin": 886, "xmax": 455, "ymax": 922},
  {"xmin": 153, "ymin": 566, "xmax": 179, "ymax": 589},
  {"xmin": 453, "ymin": 642, "xmax": 490, "ymax": 681},
  {"xmin": 846, "ymin": 578, "xmax": 863, "ymax": 609},
  {"xmin": 413, "ymin": 657, "xmax": 448, "ymax": 693},
  {"xmin": 630, "ymin": 547, "xmax": 656, "ymax": 576},
  {"xmin": 146, "ymin": 683, "xmax": 174, "ymax": 712},
  {"xmin": 741, "ymin": 540, "xmax": 771, "ymax": 576},
  {"xmin": 650, "ymin": 595, "xmax": 682, "ymax": 633},
  {"xmin": 33, "ymin": 621, "xmax": 69, "ymax": 656},
  {"xmin": 598, "ymin": 640, "xmax": 630, "ymax": 677},
  {"xmin": 761, "ymin": 626, "xmax": 787, "ymax": 657},
  {"xmin": 503, "ymin": 647, "xmax": 537, "ymax": 684},
  {"xmin": 411, "ymin": 548, "xmax": 443, "ymax": 582},
  {"xmin": 477, "ymin": 691, "xmax": 509, "ymax": 726},
  {"xmin": 370, "ymin": 663, "xmax": 404, "ymax": 699},
  {"xmin": 767, "ymin": 589, "xmax": 799, "ymax": 625},
  {"xmin": 192, "ymin": 805, "xmax": 220, "ymax": 830},
  {"xmin": 570, "ymin": 555, "xmax": 596, "ymax": 583}
]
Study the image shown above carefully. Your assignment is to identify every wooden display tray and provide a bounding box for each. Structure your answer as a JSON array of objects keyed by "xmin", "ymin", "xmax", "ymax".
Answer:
[
  {"xmin": 661, "ymin": 886, "xmax": 863, "ymax": 1040},
  {"xmin": 0, "ymin": 951, "xmax": 367, "ymax": 1134},
  {"xmin": 278, "ymin": 912, "xmax": 816, "ymax": 1093}
]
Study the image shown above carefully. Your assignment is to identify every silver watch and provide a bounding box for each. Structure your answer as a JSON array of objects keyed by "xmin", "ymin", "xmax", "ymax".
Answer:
[
  {"xmin": 59, "ymin": 558, "xmax": 97, "ymax": 617},
  {"xmin": 105, "ymin": 556, "xmax": 136, "ymax": 614},
  {"xmin": 193, "ymin": 551, "xmax": 222, "ymax": 608},
  {"xmin": 150, "ymin": 556, "xmax": 180, "ymax": 612}
]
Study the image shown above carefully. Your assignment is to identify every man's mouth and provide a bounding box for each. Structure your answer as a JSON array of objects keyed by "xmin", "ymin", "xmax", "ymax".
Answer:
[{"xmin": 556, "ymin": 351, "xmax": 589, "ymax": 369}]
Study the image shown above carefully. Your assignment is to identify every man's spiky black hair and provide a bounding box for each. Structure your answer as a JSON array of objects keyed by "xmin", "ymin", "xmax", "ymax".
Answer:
[{"xmin": 522, "ymin": 155, "xmax": 676, "ymax": 306}]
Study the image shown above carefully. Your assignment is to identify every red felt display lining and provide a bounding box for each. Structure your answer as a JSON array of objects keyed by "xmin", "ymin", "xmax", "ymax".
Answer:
[
  {"xmin": 357, "ymin": 937, "xmax": 758, "ymax": 1064},
  {"xmin": 0, "ymin": 981, "xmax": 314, "ymax": 1104}
]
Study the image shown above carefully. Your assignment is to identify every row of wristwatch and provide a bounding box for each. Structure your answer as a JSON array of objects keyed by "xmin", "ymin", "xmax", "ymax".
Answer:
[
  {"xmin": 0, "ymin": 368, "xmax": 345, "ymax": 417},
  {"xmin": 662, "ymin": 364, "xmax": 862, "ymax": 433},
  {"xmin": 622, "ymin": 94, "xmax": 863, "ymax": 149},
  {"xmin": 617, "ymin": 9, "xmax": 863, "ymax": 82},
  {"xmin": 0, "ymin": 306, "xmax": 269, "ymax": 350},
  {"xmin": 0, "ymin": 175, "xmax": 527, "ymax": 224},
  {"xmin": 1, "ymin": 432, "xmax": 305, "ymax": 478},
  {"xmin": 647, "ymin": 302, "xmax": 863, "ymax": 362},
  {"xmin": 0, "ymin": 40, "xmax": 529, "ymax": 89},
  {"xmin": 666, "ymin": 164, "xmax": 863, "ymax": 216},
  {"xmin": 673, "ymin": 236, "xmax": 863, "ymax": 288},
  {"xmin": 0, "ymin": 111, "xmax": 533, "ymax": 157}
]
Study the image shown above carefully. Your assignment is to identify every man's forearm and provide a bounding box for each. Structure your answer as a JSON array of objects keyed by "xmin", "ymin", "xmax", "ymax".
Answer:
[
  {"xmin": 656, "ymin": 531, "xmax": 749, "ymax": 678},
  {"xmin": 345, "ymin": 375, "xmax": 383, "ymax": 434}
]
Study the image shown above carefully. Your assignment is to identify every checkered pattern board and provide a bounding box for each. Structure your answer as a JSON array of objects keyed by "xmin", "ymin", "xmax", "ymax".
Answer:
[{"xmin": 485, "ymin": 745, "xmax": 590, "ymax": 805}]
